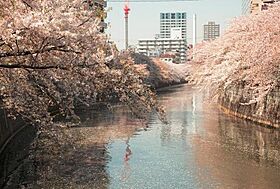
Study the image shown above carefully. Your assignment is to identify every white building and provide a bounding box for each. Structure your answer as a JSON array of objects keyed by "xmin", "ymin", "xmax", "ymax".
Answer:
[
  {"xmin": 170, "ymin": 28, "xmax": 183, "ymax": 39},
  {"xmin": 138, "ymin": 38, "xmax": 187, "ymax": 63},
  {"xmin": 160, "ymin": 12, "xmax": 187, "ymax": 40}
]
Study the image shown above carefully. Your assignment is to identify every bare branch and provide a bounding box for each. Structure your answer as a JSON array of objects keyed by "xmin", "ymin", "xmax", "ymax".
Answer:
[
  {"xmin": 0, "ymin": 64, "xmax": 69, "ymax": 70},
  {"xmin": 0, "ymin": 46, "xmax": 82, "ymax": 58},
  {"xmin": 77, "ymin": 17, "xmax": 91, "ymax": 27},
  {"xmin": 21, "ymin": 0, "xmax": 33, "ymax": 9},
  {"xmin": 0, "ymin": 61, "xmax": 99, "ymax": 70}
]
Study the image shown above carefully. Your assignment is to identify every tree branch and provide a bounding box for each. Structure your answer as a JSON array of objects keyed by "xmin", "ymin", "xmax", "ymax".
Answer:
[
  {"xmin": 22, "ymin": 0, "xmax": 33, "ymax": 10},
  {"xmin": 0, "ymin": 64, "xmax": 69, "ymax": 70},
  {"xmin": 0, "ymin": 46, "xmax": 81, "ymax": 58},
  {"xmin": 77, "ymin": 17, "xmax": 91, "ymax": 27},
  {"xmin": 0, "ymin": 61, "xmax": 99, "ymax": 70}
]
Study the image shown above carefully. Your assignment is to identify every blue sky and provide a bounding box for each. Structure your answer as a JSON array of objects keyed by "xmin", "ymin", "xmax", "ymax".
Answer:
[{"xmin": 106, "ymin": 0, "xmax": 242, "ymax": 49}]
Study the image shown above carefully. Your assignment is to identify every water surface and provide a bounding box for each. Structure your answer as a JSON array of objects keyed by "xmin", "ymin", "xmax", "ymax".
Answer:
[
  {"xmin": 105, "ymin": 85, "xmax": 280, "ymax": 189},
  {"xmin": 2, "ymin": 84, "xmax": 280, "ymax": 189}
]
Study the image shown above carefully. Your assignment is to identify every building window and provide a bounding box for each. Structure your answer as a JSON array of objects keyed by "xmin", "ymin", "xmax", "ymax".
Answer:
[
  {"xmin": 166, "ymin": 13, "xmax": 170, "ymax": 19},
  {"xmin": 171, "ymin": 13, "xmax": 175, "ymax": 19},
  {"xmin": 176, "ymin": 13, "xmax": 181, "ymax": 19}
]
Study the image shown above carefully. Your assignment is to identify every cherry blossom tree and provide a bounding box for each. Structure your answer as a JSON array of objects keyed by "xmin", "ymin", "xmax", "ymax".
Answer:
[
  {"xmin": 0, "ymin": 0, "xmax": 162, "ymax": 129},
  {"xmin": 191, "ymin": 3, "xmax": 280, "ymax": 102}
]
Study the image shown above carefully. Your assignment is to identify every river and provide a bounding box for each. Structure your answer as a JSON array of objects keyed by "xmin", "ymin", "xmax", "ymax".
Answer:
[{"xmin": 1, "ymin": 84, "xmax": 280, "ymax": 188}]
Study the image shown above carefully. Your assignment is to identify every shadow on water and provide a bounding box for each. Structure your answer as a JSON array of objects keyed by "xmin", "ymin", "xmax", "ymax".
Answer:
[
  {"xmin": 31, "ymin": 143, "xmax": 110, "ymax": 189},
  {"xmin": 24, "ymin": 106, "xmax": 147, "ymax": 189},
  {"xmin": 0, "ymin": 104, "xmax": 149, "ymax": 188}
]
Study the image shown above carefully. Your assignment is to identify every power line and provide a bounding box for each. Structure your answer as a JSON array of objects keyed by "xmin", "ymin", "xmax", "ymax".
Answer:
[{"xmin": 107, "ymin": 0, "xmax": 199, "ymax": 2}]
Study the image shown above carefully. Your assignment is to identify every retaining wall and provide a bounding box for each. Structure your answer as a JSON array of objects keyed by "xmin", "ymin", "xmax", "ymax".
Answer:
[
  {"xmin": 218, "ymin": 82, "xmax": 280, "ymax": 128},
  {"xmin": 0, "ymin": 108, "xmax": 26, "ymax": 153}
]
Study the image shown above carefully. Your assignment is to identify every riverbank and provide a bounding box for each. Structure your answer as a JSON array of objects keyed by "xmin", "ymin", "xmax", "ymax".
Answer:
[
  {"xmin": 189, "ymin": 64, "xmax": 280, "ymax": 129},
  {"xmin": 131, "ymin": 53, "xmax": 188, "ymax": 89},
  {"xmin": 189, "ymin": 4, "xmax": 280, "ymax": 128},
  {"xmin": 0, "ymin": 125, "xmax": 36, "ymax": 189},
  {"xmin": 218, "ymin": 81, "xmax": 280, "ymax": 128},
  {"xmin": 0, "ymin": 108, "xmax": 27, "ymax": 154}
]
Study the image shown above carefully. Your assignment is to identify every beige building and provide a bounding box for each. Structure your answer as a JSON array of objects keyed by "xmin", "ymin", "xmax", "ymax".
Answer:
[
  {"xmin": 203, "ymin": 21, "xmax": 220, "ymax": 41},
  {"xmin": 242, "ymin": 0, "xmax": 279, "ymax": 14}
]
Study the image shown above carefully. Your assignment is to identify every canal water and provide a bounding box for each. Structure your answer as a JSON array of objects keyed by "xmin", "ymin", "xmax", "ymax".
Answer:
[{"xmin": 2, "ymin": 84, "xmax": 280, "ymax": 188}]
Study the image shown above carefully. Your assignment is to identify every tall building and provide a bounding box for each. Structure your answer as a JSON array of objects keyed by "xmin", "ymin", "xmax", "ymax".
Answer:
[
  {"xmin": 203, "ymin": 21, "xmax": 220, "ymax": 41},
  {"xmin": 160, "ymin": 12, "xmax": 187, "ymax": 40},
  {"xmin": 242, "ymin": 0, "xmax": 279, "ymax": 14},
  {"xmin": 137, "ymin": 12, "xmax": 187, "ymax": 63},
  {"xmin": 137, "ymin": 38, "xmax": 187, "ymax": 63}
]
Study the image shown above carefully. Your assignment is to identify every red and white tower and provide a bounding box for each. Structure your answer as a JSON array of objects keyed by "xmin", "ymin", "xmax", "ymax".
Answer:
[{"xmin": 124, "ymin": 0, "xmax": 130, "ymax": 49}]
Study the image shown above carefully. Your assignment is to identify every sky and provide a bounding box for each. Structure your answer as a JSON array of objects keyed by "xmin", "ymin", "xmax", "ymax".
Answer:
[{"xmin": 105, "ymin": 0, "xmax": 242, "ymax": 50}]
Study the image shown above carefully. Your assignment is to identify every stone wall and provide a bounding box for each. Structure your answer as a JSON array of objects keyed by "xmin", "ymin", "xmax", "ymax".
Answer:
[
  {"xmin": 218, "ymin": 82, "xmax": 280, "ymax": 128},
  {"xmin": 0, "ymin": 108, "xmax": 26, "ymax": 153}
]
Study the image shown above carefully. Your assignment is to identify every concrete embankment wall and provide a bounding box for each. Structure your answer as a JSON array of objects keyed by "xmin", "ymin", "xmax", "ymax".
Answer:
[
  {"xmin": 0, "ymin": 109, "xmax": 36, "ymax": 188},
  {"xmin": 218, "ymin": 82, "xmax": 280, "ymax": 128},
  {"xmin": 0, "ymin": 108, "xmax": 26, "ymax": 153}
]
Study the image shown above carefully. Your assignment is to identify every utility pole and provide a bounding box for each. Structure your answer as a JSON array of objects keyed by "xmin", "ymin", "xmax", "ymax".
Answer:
[
  {"xmin": 192, "ymin": 14, "xmax": 197, "ymax": 47},
  {"xmin": 124, "ymin": 0, "xmax": 130, "ymax": 50},
  {"xmin": 192, "ymin": 14, "xmax": 197, "ymax": 60}
]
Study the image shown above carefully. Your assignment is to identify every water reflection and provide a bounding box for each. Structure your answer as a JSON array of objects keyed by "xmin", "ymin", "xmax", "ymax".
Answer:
[
  {"xmin": 124, "ymin": 138, "xmax": 132, "ymax": 162},
  {"xmin": 183, "ymin": 87, "xmax": 280, "ymax": 189},
  {"xmin": 109, "ymin": 84, "xmax": 280, "ymax": 189},
  {"xmin": 159, "ymin": 88, "xmax": 201, "ymax": 145},
  {"xmin": 217, "ymin": 115, "xmax": 280, "ymax": 165},
  {"xmin": 2, "ymin": 84, "xmax": 280, "ymax": 188},
  {"xmin": 121, "ymin": 138, "xmax": 132, "ymax": 182},
  {"xmin": 38, "ymin": 108, "xmax": 147, "ymax": 189}
]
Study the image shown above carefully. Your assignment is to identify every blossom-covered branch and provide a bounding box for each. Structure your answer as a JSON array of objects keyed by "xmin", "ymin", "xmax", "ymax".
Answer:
[
  {"xmin": 0, "ymin": 0, "xmax": 161, "ymax": 128},
  {"xmin": 191, "ymin": 2, "xmax": 280, "ymax": 102}
]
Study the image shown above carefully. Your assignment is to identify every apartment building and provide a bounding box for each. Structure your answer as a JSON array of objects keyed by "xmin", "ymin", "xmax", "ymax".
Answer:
[
  {"xmin": 203, "ymin": 21, "xmax": 220, "ymax": 41},
  {"xmin": 137, "ymin": 38, "xmax": 187, "ymax": 63}
]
